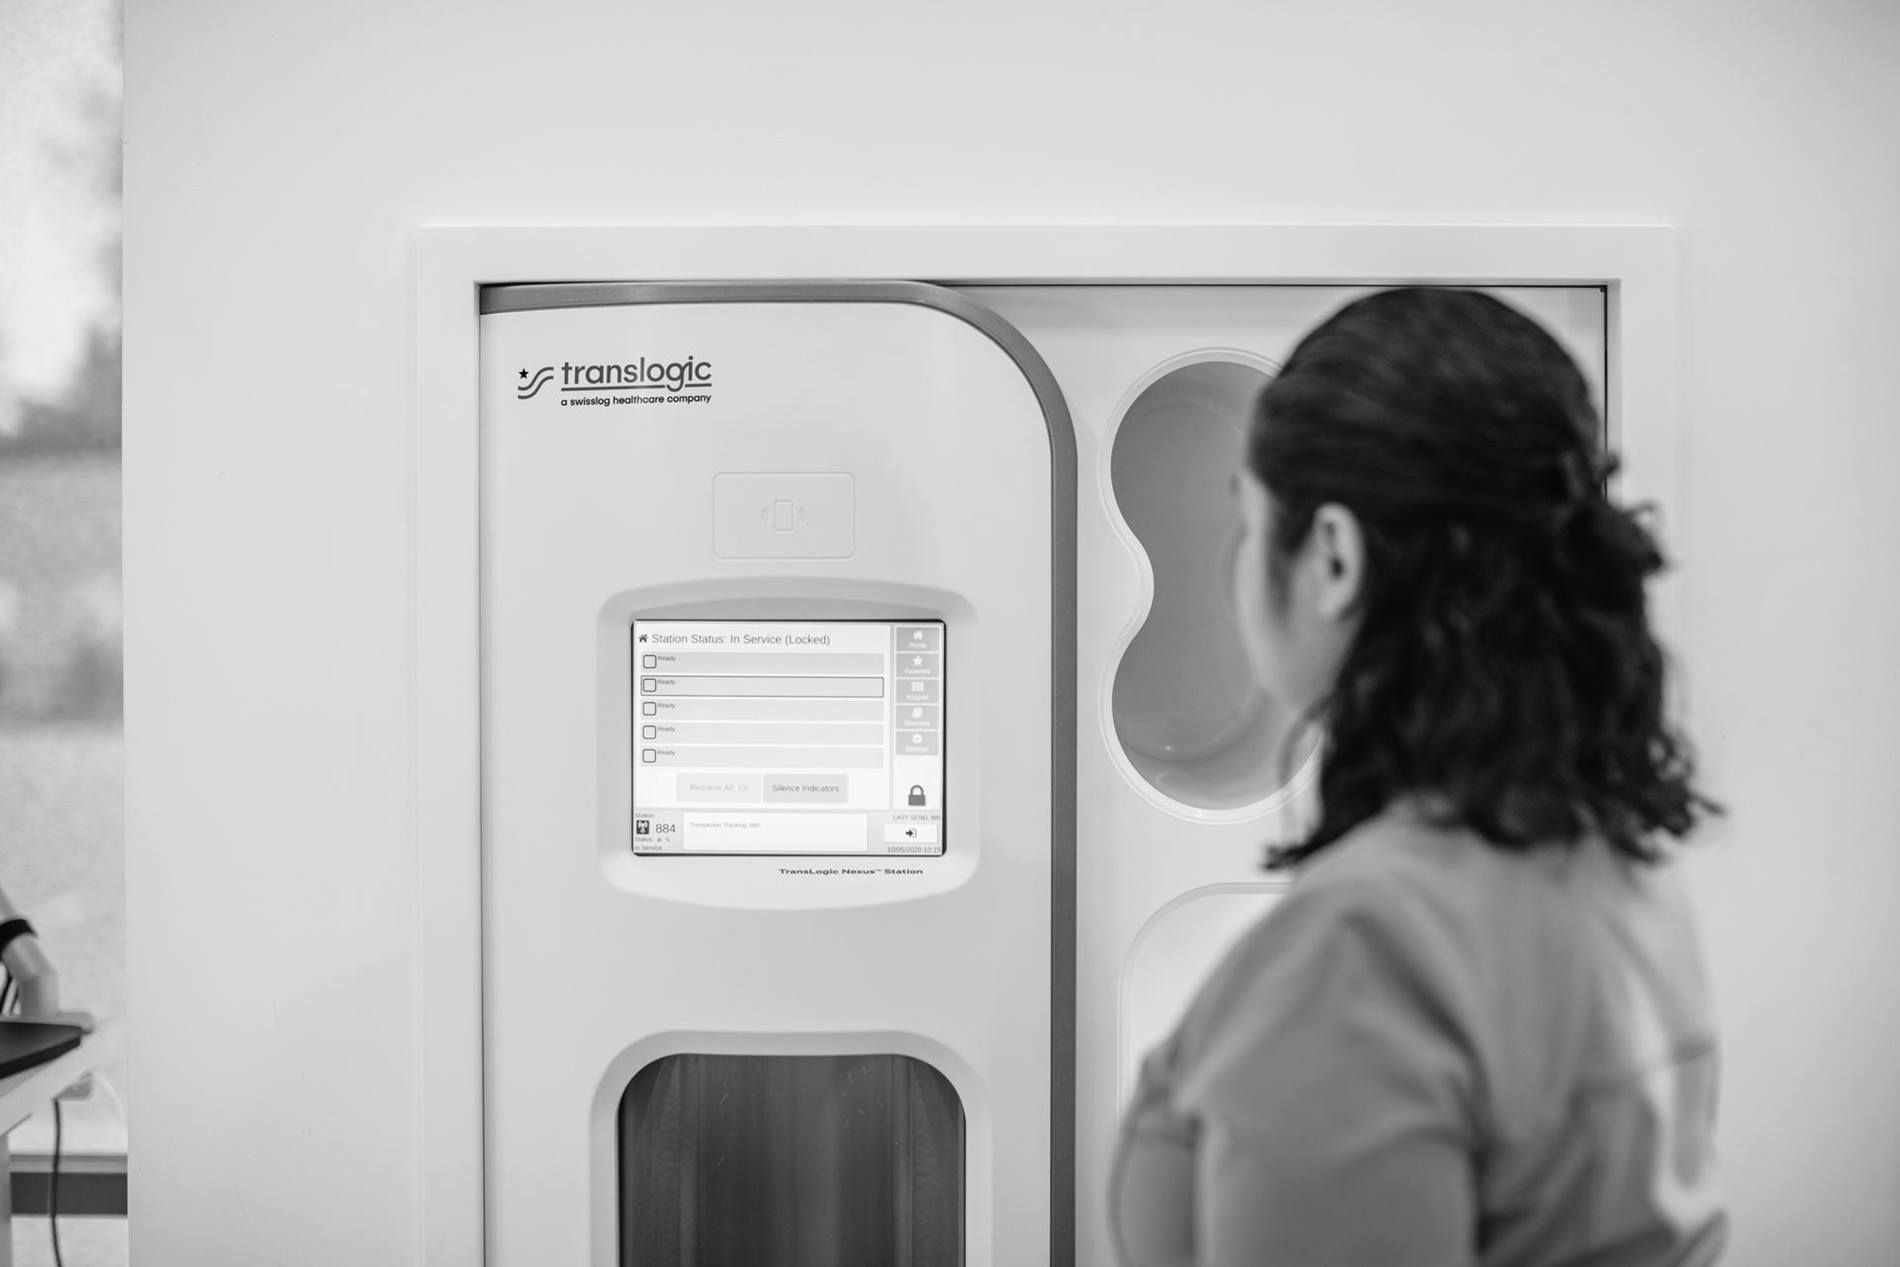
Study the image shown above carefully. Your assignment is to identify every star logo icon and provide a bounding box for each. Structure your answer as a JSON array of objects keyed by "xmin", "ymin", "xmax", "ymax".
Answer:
[{"xmin": 516, "ymin": 365, "xmax": 557, "ymax": 400}]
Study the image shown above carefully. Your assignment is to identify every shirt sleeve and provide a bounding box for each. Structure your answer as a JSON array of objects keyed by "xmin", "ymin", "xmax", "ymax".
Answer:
[
  {"xmin": 1112, "ymin": 1032, "xmax": 1199, "ymax": 1267},
  {"xmin": 1173, "ymin": 873, "xmax": 1483, "ymax": 1267}
]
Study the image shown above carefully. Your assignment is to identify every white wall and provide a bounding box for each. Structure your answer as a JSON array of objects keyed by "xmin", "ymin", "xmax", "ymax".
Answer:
[{"xmin": 124, "ymin": 1, "xmax": 1900, "ymax": 1263}]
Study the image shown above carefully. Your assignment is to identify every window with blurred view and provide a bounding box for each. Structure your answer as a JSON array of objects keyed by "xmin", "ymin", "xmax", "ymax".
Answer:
[{"xmin": 1, "ymin": 0, "xmax": 127, "ymax": 1262}]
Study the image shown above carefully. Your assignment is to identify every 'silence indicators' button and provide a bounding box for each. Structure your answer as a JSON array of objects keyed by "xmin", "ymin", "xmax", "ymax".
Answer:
[{"xmin": 763, "ymin": 775, "xmax": 849, "ymax": 804}]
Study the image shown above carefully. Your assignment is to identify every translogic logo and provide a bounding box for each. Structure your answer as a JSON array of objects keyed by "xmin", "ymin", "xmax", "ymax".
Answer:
[{"xmin": 516, "ymin": 358, "xmax": 714, "ymax": 409}]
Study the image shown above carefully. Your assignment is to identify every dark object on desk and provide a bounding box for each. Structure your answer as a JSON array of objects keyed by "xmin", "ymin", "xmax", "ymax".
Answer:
[{"xmin": 0, "ymin": 1018, "xmax": 83, "ymax": 1080}]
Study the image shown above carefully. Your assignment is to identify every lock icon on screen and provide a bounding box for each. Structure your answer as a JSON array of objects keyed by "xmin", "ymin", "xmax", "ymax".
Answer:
[{"xmin": 908, "ymin": 785, "xmax": 927, "ymax": 807}]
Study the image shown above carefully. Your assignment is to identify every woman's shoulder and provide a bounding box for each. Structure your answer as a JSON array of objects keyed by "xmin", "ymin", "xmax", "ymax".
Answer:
[
  {"xmin": 1175, "ymin": 815, "xmax": 1505, "ymax": 1055},
  {"xmin": 1285, "ymin": 802, "xmax": 1716, "ymax": 1121},
  {"xmin": 1294, "ymin": 799, "xmax": 1650, "ymax": 936}
]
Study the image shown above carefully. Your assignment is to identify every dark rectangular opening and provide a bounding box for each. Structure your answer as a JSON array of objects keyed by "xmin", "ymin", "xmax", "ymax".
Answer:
[{"xmin": 619, "ymin": 1052, "xmax": 964, "ymax": 1267}]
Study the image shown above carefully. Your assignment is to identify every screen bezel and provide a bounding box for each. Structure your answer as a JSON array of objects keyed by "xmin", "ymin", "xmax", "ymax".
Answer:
[{"xmin": 629, "ymin": 617, "xmax": 947, "ymax": 859}]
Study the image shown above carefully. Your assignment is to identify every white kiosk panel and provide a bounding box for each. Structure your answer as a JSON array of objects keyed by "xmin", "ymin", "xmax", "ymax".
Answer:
[{"xmin": 478, "ymin": 283, "xmax": 1073, "ymax": 1267}]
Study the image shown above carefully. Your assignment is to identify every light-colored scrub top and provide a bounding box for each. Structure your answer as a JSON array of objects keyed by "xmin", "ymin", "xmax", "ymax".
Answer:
[{"xmin": 1111, "ymin": 803, "xmax": 1725, "ymax": 1266}]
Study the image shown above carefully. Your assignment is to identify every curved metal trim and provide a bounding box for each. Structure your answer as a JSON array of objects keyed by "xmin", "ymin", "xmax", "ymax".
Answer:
[{"xmin": 480, "ymin": 279, "xmax": 1079, "ymax": 1267}]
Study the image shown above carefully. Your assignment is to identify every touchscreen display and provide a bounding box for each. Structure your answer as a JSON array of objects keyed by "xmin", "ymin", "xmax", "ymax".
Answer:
[{"xmin": 631, "ymin": 620, "xmax": 945, "ymax": 856}]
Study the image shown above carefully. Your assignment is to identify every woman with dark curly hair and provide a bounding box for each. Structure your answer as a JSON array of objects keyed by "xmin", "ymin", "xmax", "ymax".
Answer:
[{"xmin": 1111, "ymin": 288, "xmax": 1726, "ymax": 1266}]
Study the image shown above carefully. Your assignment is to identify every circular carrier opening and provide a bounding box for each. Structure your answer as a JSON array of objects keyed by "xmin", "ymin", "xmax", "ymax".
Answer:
[{"xmin": 1108, "ymin": 356, "xmax": 1311, "ymax": 812}]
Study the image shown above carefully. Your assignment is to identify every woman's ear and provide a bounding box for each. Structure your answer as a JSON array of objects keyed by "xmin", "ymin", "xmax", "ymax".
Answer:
[{"xmin": 1308, "ymin": 503, "xmax": 1366, "ymax": 621}]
